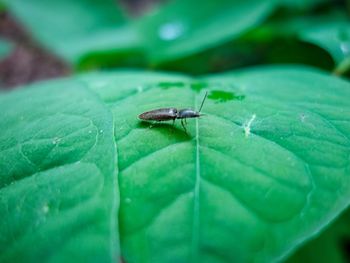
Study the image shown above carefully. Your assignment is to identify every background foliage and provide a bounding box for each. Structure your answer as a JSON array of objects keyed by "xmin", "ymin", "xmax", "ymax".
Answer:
[{"xmin": 0, "ymin": 0, "xmax": 350, "ymax": 262}]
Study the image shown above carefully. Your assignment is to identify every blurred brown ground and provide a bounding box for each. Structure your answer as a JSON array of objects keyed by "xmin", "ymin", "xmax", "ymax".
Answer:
[{"xmin": 0, "ymin": 12, "xmax": 71, "ymax": 89}]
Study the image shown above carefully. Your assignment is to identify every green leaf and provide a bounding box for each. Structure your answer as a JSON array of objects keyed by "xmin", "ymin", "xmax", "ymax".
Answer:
[
  {"xmin": 0, "ymin": 38, "xmax": 13, "ymax": 60},
  {"xmin": 1, "ymin": 66, "xmax": 350, "ymax": 262},
  {"xmin": 79, "ymin": 66, "xmax": 350, "ymax": 262},
  {"xmin": 0, "ymin": 1, "xmax": 6, "ymax": 13},
  {"xmin": 133, "ymin": 0, "xmax": 277, "ymax": 64},
  {"xmin": 3, "ymin": 0, "xmax": 142, "ymax": 66},
  {"xmin": 299, "ymin": 19, "xmax": 350, "ymax": 66},
  {"xmin": 278, "ymin": 0, "xmax": 330, "ymax": 10},
  {"xmin": 285, "ymin": 208, "xmax": 350, "ymax": 263},
  {"xmin": 0, "ymin": 81, "xmax": 119, "ymax": 262},
  {"xmin": 258, "ymin": 11, "xmax": 350, "ymax": 71},
  {"xmin": 3, "ymin": 0, "xmax": 277, "ymax": 70}
]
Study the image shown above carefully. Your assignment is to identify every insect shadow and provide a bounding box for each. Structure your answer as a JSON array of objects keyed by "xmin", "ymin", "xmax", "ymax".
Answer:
[{"xmin": 137, "ymin": 121, "xmax": 191, "ymax": 139}]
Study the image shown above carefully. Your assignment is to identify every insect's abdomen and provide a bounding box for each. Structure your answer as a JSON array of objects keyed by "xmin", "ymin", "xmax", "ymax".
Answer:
[{"xmin": 139, "ymin": 108, "xmax": 177, "ymax": 121}]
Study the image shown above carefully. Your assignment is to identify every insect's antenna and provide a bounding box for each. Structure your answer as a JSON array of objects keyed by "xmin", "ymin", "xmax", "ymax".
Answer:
[{"xmin": 198, "ymin": 91, "xmax": 208, "ymax": 112}]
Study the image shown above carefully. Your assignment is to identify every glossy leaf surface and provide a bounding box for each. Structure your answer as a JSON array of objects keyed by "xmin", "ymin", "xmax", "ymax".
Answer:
[
  {"xmin": 79, "ymin": 66, "xmax": 350, "ymax": 262},
  {"xmin": 0, "ymin": 81, "xmax": 119, "ymax": 262},
  {"xmin": 1, "ymin": 66, "xmax": 350, "ymax": 262}
]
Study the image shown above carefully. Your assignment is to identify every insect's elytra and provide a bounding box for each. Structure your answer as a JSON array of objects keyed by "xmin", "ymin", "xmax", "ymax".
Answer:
[
  {"xmin": 139, "ymin": 108, "xmax": 178, "ymax": 121},
  {"xmin": 138, "ymin": 92, "xmax": 208, "ymax": 132}
]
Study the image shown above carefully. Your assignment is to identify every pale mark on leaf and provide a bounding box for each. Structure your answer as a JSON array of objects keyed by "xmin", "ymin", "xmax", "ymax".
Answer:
[
  {"xmin": 137, "ymin": 85, "xmax": 143, "ymax": 93},
  {"xmin": 42, "ymin": 203, "xmax": 49, "ymax": 214},
  {"xmin": 300, "ymin": 113, "xmax": 307, "ymax": 122},
  {"xmin": 52, "ymin": 137, "xmax": 61, "ymax": 145},
  {"xmin": 243, "ymin": 114, "xmax": 256, "ymax": 138}
]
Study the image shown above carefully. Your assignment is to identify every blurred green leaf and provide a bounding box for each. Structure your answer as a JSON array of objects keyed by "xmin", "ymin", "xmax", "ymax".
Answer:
[
  {"xmin": 285, "ymin": 208, "xmax": 350, "ymax": 263},
  {"xmin": 0, "ymin": 38, "xmax": 13, "ymax": 60},
  {"xmin": 3, "ymin": 0, "xmax": 142, "ymax": 66},
  {"xmin": 257, "ymin": 11, "xmax": 350, "ymax": 71},
  {"xmin": 299, "ymin": 19, "xmax": 350, "ymax": 66},
  {"xmin": 3, "ymin": 0, "xmax": 349, "ymax": 75},
  {"xmin": 134, "ymin": 0, "xmax": 277, "ymax": 64},
  {"xmin": 4, "ymin": 0, "xmax": 277, "ymax": 69},
  {"xmin": 291, "ymin": 15, "xmax": 350, "ymax": 74},
  {"xmin": 0, "ymin": 1, "xmax": 6, "ymax": 13},
  {"xmin": 278, "ymin": 0, "xmax": 330, "ymax": 11}
]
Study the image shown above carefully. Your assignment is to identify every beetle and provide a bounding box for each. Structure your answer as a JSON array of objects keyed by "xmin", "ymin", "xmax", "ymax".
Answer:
[{"xmin": 138, "ymin": 91, "xmax": 208, "ymax": 132}]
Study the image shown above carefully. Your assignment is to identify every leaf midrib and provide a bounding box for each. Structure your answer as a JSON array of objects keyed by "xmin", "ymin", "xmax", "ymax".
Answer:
[{"xmin": 190, "ymin": 94, "xmax": 201, "ymax": 262}]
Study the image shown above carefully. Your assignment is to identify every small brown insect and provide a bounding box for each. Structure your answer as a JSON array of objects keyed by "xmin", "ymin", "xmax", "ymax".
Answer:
[{"xmin": 138, "ymin": 92, "xmax": 208, "ymax": 132}]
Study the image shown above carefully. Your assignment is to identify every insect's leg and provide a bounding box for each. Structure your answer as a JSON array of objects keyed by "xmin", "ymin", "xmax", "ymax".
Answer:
[
  {"xmin": 181, "ymin": 119, "xmax": 187, "ymax": 133},
  {"xmin": 184, "ymin": 118, "xmax": 187, "ymax": 124},
  {"xmin": 172, "ymin": 118, "xmax": 175, "ymax": 125}
]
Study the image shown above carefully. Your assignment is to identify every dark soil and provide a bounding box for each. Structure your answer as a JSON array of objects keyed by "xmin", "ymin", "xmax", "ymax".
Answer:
[{"xmin": 0, "ymin": 12, "xmax": 71, "ymax": 90}]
